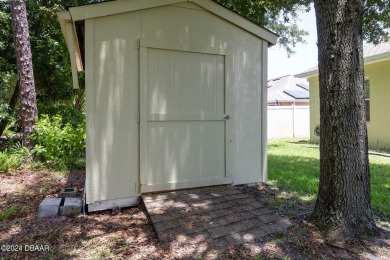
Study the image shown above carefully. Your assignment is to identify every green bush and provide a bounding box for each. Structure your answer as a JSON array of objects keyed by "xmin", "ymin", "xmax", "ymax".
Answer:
[
  {"xmin": 0, "ymin": 148, "xmax": 26, "ymax": 173},
  {"xmin": 38, "ymin": 102, "xmax": 84, "ymax": 127},
  {"xmin": 32, "ymin": 114, "xmax": 86, "ymax": 170}
]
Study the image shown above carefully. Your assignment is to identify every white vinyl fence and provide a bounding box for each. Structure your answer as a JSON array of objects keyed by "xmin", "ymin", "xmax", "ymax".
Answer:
[{"xmin": 268, "ymin": 106, "xmax": 310, "ymax": 139}]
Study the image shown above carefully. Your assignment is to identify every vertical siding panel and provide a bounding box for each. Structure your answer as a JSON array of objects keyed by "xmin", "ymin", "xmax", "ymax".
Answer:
[
  {"xmin": 157, "ymin": 49, "xmax": 174, "ymax": 114},
  {"xmin": 147, "ymin": 49, "xmax": 158, "ymax": 113},
  {"xmin": 173, "ymin": 51, "xmax": 189, "ymax": 114},
  {"xmin": 202, "ymin": 53, "xmax": 217, "ymax": 114},
  {"xmin": 216, "ymin": 55, "xmax": 225, "ymax": 114},
  {"xmin": 188, "ymin": 52, "xmax": 202, "ymax": 114}
]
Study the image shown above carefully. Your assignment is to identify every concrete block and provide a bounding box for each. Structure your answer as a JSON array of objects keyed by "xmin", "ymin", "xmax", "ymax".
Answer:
[
  {"xmin": 38, "ymin": 198, "xmax": 62, "ymax": 220},
  {"xmin": 59, "ymin": 187, "xmax": 77, "ymax": 198},
  {"xmin": 62, "ymin": 197, "xmax": 82, "ymax": 215}
]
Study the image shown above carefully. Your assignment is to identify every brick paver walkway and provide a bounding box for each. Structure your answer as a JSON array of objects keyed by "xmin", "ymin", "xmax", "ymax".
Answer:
[{"xmin": 142, "ymin": 185, "xmax": 292, "ymax": 247}]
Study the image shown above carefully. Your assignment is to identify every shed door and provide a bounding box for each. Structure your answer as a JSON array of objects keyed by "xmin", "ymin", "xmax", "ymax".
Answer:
[{"xmin": 140, "ymin": 47, "xmax": 231, "ymax": 192}]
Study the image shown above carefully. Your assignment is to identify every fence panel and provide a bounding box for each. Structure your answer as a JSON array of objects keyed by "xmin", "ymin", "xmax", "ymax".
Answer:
[{"xmin": 268, "ymin": 106, "xmax": 309, "ymax": 138}]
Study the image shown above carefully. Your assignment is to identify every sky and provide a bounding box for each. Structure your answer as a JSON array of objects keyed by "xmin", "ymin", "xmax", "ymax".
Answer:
[{"xmin": 268, "ymin": 4, "xmax": 318, "ymax": 79}]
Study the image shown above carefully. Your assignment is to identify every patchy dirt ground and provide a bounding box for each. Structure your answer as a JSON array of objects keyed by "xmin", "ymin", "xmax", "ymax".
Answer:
[{"xmin": 1, "ymin": 169, "xmax": 389, "ymax": 259}]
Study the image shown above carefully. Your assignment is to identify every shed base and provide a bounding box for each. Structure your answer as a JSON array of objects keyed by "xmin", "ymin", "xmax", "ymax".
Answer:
[{"xmin": 87, "ymin": 196, "xmax": 140, "ymax": 212}]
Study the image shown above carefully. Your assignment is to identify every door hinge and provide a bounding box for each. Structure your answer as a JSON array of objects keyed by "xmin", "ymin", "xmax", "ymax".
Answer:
[
  {"xmin": 137, "ymin": 112, "xmax": 140, "ymax": 123},
  {"xmin": 135, "ymin": 183, "xmax": 141, "ymax": 193}
]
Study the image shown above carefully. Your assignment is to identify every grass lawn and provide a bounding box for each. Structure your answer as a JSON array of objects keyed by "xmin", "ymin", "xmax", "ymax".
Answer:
[{"xmin": 267, "ymin": 138, "xmax": 390, "ymax": 219}]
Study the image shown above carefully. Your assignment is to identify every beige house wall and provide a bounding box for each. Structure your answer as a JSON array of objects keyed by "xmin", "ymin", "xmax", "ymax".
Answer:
[
  {"xmin": 84, "ymin": 3, "xmax": 270, "ymax": 204},
  {"xmin": 365, "ymin": 60, "xmax": 390, "ymax": 150},
  {"xmin": 309, "ymin": 59, "xmax": 390, "ymax": 150}
]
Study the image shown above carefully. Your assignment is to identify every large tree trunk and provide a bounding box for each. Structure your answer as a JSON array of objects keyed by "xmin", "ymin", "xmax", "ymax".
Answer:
[
  {"xmin": 311, "ymin": 0, "xmax": 377, "ymax": 238},
  {"xmin": 0, "ymin": 81, "xmax": 19, "ymax": 137},
  {"xmin": 10, "ymin": 0, "xmax": 37, "ymax": 149}
]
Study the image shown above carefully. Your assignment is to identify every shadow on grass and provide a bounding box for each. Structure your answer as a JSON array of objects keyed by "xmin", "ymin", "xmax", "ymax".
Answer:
[{"xmin": 267, "ymin": 151, "xmax": 390, "ymax": 220}]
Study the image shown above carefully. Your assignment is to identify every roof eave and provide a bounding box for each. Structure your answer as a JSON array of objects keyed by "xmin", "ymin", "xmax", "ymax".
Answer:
[
  {"xmin": 294, "ymin": 69, "xmax": 318, "ymax": 78},
  {"xmin": 268, "ymin": 99, "xmax": 309, "ymax": 103},
  {"xmin": 295, "ymin": 51, "xmax": 390, "ymax": 78},
  {"xmin": 364, "ymin": 52, "xmax": 390, "ymax": 65},
  {"xmin": 192, "ymin": 0, "xmax": 278, "ymax": 45},
  {"xmin": 57, "ymin": 10, "xmax": 83, "ymax": 89},
  {"xmin": 67, "ymin": 0, "xmax": 278, "ymax": 45}
]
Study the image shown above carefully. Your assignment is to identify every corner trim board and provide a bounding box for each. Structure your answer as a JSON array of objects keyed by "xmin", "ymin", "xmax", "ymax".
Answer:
[
  {"xmin": 261, "ymin": 41, "xmax": 268, "ymax": 182},
  {"xmin": 87, "ymin": 196, "xmax": 140, "ymax": 212}
]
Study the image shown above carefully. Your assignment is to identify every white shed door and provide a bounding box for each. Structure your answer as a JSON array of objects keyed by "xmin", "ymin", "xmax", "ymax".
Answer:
[{"xmin": 140, "ymin": 48, "xmax": 231, "ymax": 192}]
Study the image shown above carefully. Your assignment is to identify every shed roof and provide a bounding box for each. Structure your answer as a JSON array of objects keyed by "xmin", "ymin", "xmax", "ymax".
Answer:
[
  {"xmin": 62, "ymin": 0, "xmax": 277, "ymax": 43},
  {"xmin": 58, "ymin": 0, "xmax": 278, "ymax": 89},
  {"xmin": 296, "ymin": 41, "xmax": 390, "ymax": 78},
  {"xmin": 268, "ymin": 75, "xmax": 309, "ymax": 103}
]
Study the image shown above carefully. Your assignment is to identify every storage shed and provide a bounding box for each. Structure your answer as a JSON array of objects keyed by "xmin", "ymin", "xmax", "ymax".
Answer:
[{"xmin": 58, "ymin": 0, "xmax": 278, "ymax": 211}]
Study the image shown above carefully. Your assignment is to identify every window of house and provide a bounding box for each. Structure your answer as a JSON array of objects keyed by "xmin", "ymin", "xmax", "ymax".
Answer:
[{"xmin": 364, "ymin": 79, "xmax": 370, "ymax": 122}]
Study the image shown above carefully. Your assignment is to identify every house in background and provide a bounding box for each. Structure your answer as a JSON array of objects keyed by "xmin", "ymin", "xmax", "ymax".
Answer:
[
  {"xmin": 268, "ymin": 74, "xmax": 309, "ymax": 106},
  {"xmin": 296, "ymin": 41, "xmax": 390, "ymax": 151},
  {"xmin": 267, "ymin": 75, "xmax": 310, "ymax": 138},
  {"xmin": 58, "ymin": 0, "xmax": 278, "ymax": 211}
]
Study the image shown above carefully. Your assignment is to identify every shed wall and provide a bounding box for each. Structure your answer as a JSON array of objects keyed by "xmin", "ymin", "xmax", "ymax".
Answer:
[{"xmin": 85, "ymin": 3, "xmax": 266, "ymax": 204}]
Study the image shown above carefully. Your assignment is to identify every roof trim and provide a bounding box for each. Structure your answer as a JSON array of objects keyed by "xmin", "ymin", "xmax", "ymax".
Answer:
[
  {"xmin": 58, "ymin": 0, "xmax": 279, "ymax": 89},
  {"xmin": 294, "ymin": 68, "xmax": 318, "ymax": 78},
  {"xmin": 296, "ymin": 51, "xmax": 390, "ymax": 78},
  {"xmin": 65, "ymin": 23, "xmax": 80, "ymax": 89},
  {"xmin": 64, "ymin": 0, "xmax": 277, "ymax": 44},
  {"xmin": 192, "ymin": 0, "xmax": 277, "ymax": 45},
  {"xmin": 268, "ymin": 99, "xmax": 309, "ymax": 103},
  {"xmin": 68, "ymin": 0, "xmax": 185, "ymax": 21}
]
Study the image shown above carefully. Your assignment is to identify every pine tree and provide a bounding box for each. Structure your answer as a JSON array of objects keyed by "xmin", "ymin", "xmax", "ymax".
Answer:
[{"xmin": 10, "ymin": 0, "xmax": 37, "ymax": 149}]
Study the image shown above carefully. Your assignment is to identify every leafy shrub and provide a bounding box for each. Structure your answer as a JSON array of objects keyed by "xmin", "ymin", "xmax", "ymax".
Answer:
[
  {"xmin": 0, "ymin": 205, "xmax": 20, "ymax": 224},
  {"xmin": 0, "ymin": 146, "xmax": 27, "ymax": 173},
  {"xmin": 38, "ymin": 102, "xmax": 84, "ymax": 127},
  {"xmin": 32, "ymin": 115, "xmax": 86, "ymax": 170}
]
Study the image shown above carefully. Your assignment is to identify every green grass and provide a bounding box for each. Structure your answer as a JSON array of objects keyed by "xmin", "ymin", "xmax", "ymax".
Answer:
[
  {"xmin": 0, "ymin": 205, "xmax": 20, "ymax": 224},
  {"xmin": 267, "ymin": 139, "xmax": 390, "ymax": 218}
]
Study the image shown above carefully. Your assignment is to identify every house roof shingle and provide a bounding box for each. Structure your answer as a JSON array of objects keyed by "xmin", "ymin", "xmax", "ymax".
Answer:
[{"xmin": 268, "ymin": 75, "xmax": 309, "ymax": 103}]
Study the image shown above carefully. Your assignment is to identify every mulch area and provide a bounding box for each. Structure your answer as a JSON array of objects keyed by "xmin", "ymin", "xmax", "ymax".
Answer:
[{"xmin": 1, "ymin": 169, "xmax": 389, "ymax": 259}]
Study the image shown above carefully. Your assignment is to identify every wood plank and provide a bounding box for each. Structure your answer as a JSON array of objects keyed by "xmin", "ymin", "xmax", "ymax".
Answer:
[
  {"xmin": 85, "ymin": 19, "xmax": 95, "ymax": 204},
  {"xmin": 139, "ymin": 39, "xmax": 229, "ymax": 56},
  {"xmin": 69, "ymin": 0, "xmax": 186, "ymax": 21},
  {"xmin": 65, "ymin": 23, "xmax": 80, "ymax": 89},
  {"xmin": 173, "ymin": 51, "xmax": 189, "ymax": 114},
  {"xmin": 202, "ymin": 54, "xmax": 217, "ymax": 114},
  {"xmin": 148, "ymin": 114, "xmax": 227, "ymax": 121},
  {"xmin": 188, "ymin": 52, "xmax": 203, "ymax": 114},
  {"xmin": 140, "ymin": 177, "xmax": 233, "ymax": 193},
  {"xmin": 140, "ymin": 46, "xmax": 148, "ymax": 185},
  {"xmin": 88, "ymin": 196, "xmax": 140, "ymax": 212},
  {"xmin": 261, "ymin": 41, "xmax": 268, "ymax": 182}
]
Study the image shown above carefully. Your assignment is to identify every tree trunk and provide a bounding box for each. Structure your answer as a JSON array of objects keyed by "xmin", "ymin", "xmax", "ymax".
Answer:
[
  {"xmin": 311, "ymin": 0, "xmax": 377, "ymax": 238},
  {"xmin": 0, "ymin": 81, "xmax": 19, "ymax": 137},
  {"xmin": 10, "ymin": 0, "xmax": 37, "ymax": 149}
]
